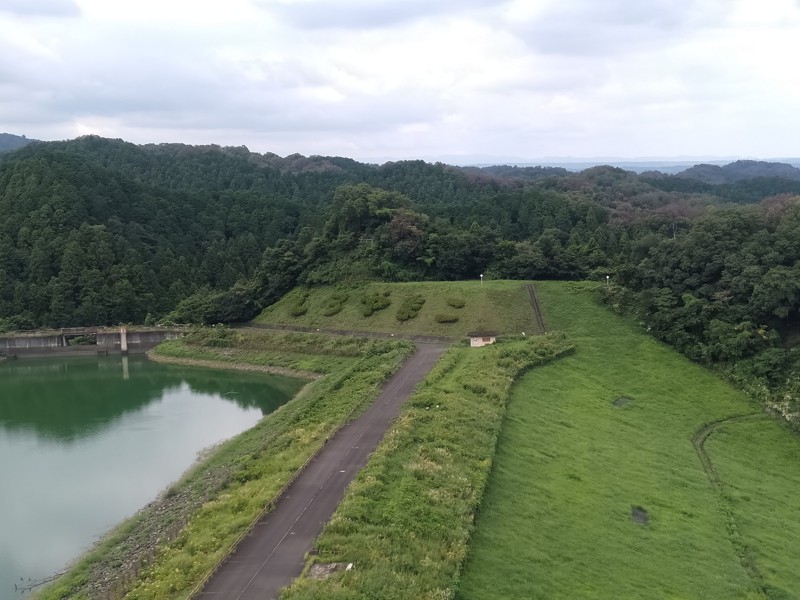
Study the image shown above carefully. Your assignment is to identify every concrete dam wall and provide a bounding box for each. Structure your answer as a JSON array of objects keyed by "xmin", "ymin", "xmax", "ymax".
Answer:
[{"xmin": 0, "ymin": 327, "xmax": 183, "ymax": 356}]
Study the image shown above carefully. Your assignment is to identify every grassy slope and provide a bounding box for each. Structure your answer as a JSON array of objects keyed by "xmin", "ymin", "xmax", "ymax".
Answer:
[
  {"xmin": 281, "ymin": 335, "xmax": 574, "ymax": 600},
  {"xmin": 458, "ymin": 281, "xmax": 781, "ymax": 600},
  {"xmin": 153, "ymin": 329, "xmax": 376, "ymax": 375},
  {"xmin": 706, "ymin": 419, "xmax": 800, "ymax": 599},
  {"xmin": 37, "ymin": 331, "xmax": 413, "ymax": 600},
  {"xmin": 254, "ymin": 280, "xmax": 537, "ymax": 338}
]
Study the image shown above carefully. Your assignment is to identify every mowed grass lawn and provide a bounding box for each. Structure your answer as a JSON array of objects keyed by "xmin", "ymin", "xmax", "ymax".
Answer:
[
  {"xmin": 458, "ymin": 281, "xmax": 800, "ymax": 600},
  {"xmin": 706, "ymin": 419, "xmax": 800, "ymax": 599},
  {"xmin": 255, "ymin": 280, "xmax": 537, "ymax": 338}
]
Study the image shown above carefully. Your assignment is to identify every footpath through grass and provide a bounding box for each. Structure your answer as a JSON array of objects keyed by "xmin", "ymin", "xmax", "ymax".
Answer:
[
  {"xmin": 281, "ymin": 334, "xmax": 574, "ymax": 600},
  {"xmin": 254, "ymin": 280, "xmax": 537, "ymax": 338},
  {"xmin": 458, "ymin": 281, "xmax": 800, "ymax": 600},
  {"xmin": 706, "ymin": 418, "xmax": 800, "ymax": 598},
  {"xmin": 37, "ymin": 330, "xmax": 413, "ymax": 600}
]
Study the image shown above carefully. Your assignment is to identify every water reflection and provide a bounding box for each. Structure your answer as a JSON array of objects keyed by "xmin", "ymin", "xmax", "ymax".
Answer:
[
  {"xmin": 0, "ymin": 356, "xmax": 304, "ymax": 442},
  {"xmin": 0, "ymin": 355, "xmax": 305, "ymax": 597}
]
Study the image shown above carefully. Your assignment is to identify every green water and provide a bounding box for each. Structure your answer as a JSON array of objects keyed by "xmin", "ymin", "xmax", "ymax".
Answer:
[{"xmin": 0, "ymin": 355, "xmax": 304, "ymax": 597}]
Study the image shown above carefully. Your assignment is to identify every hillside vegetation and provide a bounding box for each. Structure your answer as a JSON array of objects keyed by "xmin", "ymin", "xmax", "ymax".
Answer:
[
  {"xmin": 3, "ymin": 136, "xmax": 800, "ymax": 423},
  {"xmin": 283, "ymin": 335, "xmax": 574, "ymax": 600},
  {"xmin": 37, "ymin": 329, "xmax": 413, "ymax": 600},
  {"xmin": 255, "ymin": 280, "xmax": 538, "ymax": 338},
  {"xmin": 458, "ymin": 282, "xmax": 800, "ymax": 600},
  {"xmin": 0, "ymin": 133, "xmax": 33, "ymax": 153}
]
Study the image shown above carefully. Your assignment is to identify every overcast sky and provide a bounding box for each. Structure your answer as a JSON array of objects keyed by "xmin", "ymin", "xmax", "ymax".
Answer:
[{"xmin": 1, "ymin": 0, "xmax": 799, "ymax": 162}]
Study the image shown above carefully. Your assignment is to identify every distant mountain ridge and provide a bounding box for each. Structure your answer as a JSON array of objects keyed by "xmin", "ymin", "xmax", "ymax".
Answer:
[
  {"xmin": 0, "ymin": 133, "xmax": 35, "ymax": 153},
  {"xmin": 675, "ymin": 160, "xmax": 800, "ymax": 184}
]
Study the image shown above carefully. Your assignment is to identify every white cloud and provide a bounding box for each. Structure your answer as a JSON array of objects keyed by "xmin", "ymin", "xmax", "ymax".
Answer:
[
  {"xmin": 261, "ymin": 0, "xmax": 498, "ymax": 30},
  {"xmin": 0, "ymin": 0, "xmax": 798, "ymax": 160},
  {"xmin": 0, "ymin": 0, "xmax": 80, "ymax": 17}
]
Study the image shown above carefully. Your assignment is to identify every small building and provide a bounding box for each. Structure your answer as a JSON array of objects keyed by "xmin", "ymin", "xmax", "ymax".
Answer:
[{"xmin": 467, "ymin": 331, "xmax": 498, "ymax": 348}]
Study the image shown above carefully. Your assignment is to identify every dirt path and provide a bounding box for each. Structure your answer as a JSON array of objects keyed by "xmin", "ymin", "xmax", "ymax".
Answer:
[
  {"xmin": 194, "ymin": 342, "xmax": 448, "ymax": 600},
  {"xmin": 691, "ymin": 413, "xmax": 770, "ymax": 596},
  {"xmin": 527, "ymin": 283, "xmax": 546, "ymax": 334},
  {"xmin": 692, "ymin": 413, "xmax": 764, "ymax": 485}
]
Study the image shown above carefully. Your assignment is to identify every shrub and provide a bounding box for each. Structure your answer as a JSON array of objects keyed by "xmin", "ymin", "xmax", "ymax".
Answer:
[
  {"xmin": 396, "ymin": 294, "xmax": 425, "ymax": 322},
  {"xmin": 67, "ymin": 335, "xmax": 97, "ymax": 346},
  {"xmin": 289, "ymin": 292, "xmax": 310, "ymax": 318},
  {"xmin": 323, "ymin": 292, "xmax": 349, "ymax": 317},
  {"xmin": 322, "ymin": 305, "xmax": 342, "ymax": 317},
  {"xmin": 184, "ymin": 325, "xmax": 237, "ymax": 348},
  {"xmin": 361, "ymin": 291, "xmax": 391, "ymax": 317},
  {"xmin": 446, "ymin": 297, "xmax": 466, "ymax": 309},
  {"xmin": 435, "ymin": 313, "xmax": 459, "ymax": 324},
  {"xmin": 290, "ymin": 305, "xmax": 308, "ymax": 317}
]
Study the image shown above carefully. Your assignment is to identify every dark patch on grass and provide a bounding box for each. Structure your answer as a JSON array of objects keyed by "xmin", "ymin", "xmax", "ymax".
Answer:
[
  {"xmin": 613, "ymin": 396, "xmax": 632, "ymax": 407},
  {"xmin": 631, "ymin": 506, "xmax": 649, "ymax": 525}
]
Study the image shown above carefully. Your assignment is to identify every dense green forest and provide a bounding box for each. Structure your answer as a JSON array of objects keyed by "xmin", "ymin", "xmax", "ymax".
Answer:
[
  {"xmin": 1, "ymin": 136, "xmax": 799, "ymax": 423},
  {"xmin": 0, "ymin": 133, "xmax": 33, "ymax": 153}
]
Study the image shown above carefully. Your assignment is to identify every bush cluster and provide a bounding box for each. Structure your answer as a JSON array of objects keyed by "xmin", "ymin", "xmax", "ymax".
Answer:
[
  {"xmin": 446, "ymin": 297, "xmax": 466, "ymax": 309},
  {"xmin": 184, "ymin": 325, "xmax": 237, "ymax": 348},
  {"xmin": 289, "ymin": 291, "xmax": 310, "ymax": 317},
  {"xmin": 360, "ymin": 290, "xmax": 391, "ymax": 317},
  {"xmin": 322, "ymin": 291, "xmax": 349, "ymax": 317},
  {"xmin": 434, "ymin": 313, "xmax": 459, "ymax": 323},
  {"xmin": 396, "ymin": 294, "xmax": 425, "ymax": 321}
]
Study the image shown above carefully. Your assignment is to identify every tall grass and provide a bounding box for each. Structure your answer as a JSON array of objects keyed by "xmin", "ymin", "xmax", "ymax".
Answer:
[
  {"xmin": 458, "ymin": 281, "xmax": 800, "ymax": 599},
  {"xmin": 153, "ymin": 329, "xmax": 398, "ymax": 375},
  {"xmin": 255, "ymin": 281, "xmax": 537, "ymax": 338},
  {"xmin": 37, "ymin": 331, "xmax": 414, "ymax": 600},
  {"xmin": 706, "ymin": 418, "xmax": 800, "ymax": 598},
  {"xmin": 281, "ymin": 335, "xmax": 574, "ymax": 600}
]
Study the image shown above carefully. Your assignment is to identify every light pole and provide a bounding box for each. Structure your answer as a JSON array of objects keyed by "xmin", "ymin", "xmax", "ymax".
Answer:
[
  {"xmin": 480, "ymin": 273, "xmax": 484, "ymax": 287},
  {"xmin": 606, "ymin": 275, "xmax": 610, "ymax": 287}
]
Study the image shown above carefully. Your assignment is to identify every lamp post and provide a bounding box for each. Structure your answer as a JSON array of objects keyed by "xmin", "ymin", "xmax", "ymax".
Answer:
[
  {"xmin": 480, "ymin": 273, "xmax": 483, "ymax": 287},
  {"xmin": 606, "ymin": 275, "xmax": 610, "ymax": 287}
]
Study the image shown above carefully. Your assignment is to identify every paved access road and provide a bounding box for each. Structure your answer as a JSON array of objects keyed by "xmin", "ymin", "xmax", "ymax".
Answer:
[{"xmin": 196, "ymin": 342, "xmax": 448, "ymax": 600}]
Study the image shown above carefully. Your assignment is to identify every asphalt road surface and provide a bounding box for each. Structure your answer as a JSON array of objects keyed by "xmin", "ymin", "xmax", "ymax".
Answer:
[{"xmin": 196, "ymin": 342, "xmax": 448, "ymax": 600}]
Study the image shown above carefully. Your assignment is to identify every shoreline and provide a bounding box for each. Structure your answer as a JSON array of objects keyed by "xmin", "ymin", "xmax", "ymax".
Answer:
[
  {"xmin": 145, "ymin": 349, "xmax": 324, "ymax": 380},
  {"xmin": 35, "ymin": 353, "xmax": 322, "ymax": 600}
]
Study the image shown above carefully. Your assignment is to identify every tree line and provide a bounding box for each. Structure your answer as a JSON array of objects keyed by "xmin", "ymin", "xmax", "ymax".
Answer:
[{"xmin": 1, "ymin": 136, "xmax": 799, "ymax": 422}]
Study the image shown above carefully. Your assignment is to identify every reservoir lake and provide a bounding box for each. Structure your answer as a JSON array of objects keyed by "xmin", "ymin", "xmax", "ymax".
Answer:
[{"xmin": 0, "ymin": 354, "xmax": 304, "ymax": 597}]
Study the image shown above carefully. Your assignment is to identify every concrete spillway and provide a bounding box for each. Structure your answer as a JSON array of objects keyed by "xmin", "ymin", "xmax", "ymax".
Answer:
[{"xmin": 0, "ymin": 327, "xmax": 183, "ymax": 356}]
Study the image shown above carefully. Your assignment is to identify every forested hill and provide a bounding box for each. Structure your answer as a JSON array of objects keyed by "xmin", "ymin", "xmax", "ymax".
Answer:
[
  {"xmin": 675, "ymin": 160, "xmax": 800, "ymax": 184},
  {"xmin": 3, "ymin": 135, "xmax": 800, "ymax": 421},
  {"xmin": 0, "ymin": 133, "xmax": 34, "ymax": 153}
]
